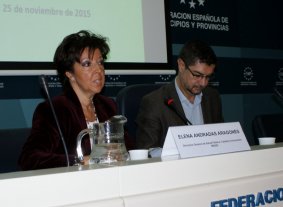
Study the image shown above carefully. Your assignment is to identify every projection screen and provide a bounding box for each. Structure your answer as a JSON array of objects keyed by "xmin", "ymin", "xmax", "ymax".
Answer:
[{"xmin": 0, "ymin": 0, "xmax": 173, "ymax": 75}]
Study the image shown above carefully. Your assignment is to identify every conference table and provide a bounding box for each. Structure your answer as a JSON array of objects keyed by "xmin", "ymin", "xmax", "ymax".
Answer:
[{"xmin": 0, "ymin": 143, "xmax": 282, "ymax": 207}]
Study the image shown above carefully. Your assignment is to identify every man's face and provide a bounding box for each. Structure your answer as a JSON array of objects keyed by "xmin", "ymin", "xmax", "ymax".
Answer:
[{"xmin": 177, "ymin": 58, "xmax": 215, "ymax": 96}]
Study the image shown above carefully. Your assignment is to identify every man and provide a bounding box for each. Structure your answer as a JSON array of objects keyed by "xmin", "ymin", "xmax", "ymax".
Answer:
[{"xmin": 136, "ymin": 40, "xmax": 224, "ymax": 149}]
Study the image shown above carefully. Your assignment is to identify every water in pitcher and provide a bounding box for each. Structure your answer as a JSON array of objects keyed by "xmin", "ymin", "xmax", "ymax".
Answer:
[{"xmin": 89, "ymin": 133, "xmax": 129, "ymax": 164}]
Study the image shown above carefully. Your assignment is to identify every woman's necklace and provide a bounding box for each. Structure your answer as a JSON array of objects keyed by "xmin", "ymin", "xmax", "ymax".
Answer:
[
  {"xmin": 83, "ymin": 100, "xmax": 98, "ymax": 150},
  {"xmin": 83, "ymin": 100, "xmax": 98, "ymax": 125}
]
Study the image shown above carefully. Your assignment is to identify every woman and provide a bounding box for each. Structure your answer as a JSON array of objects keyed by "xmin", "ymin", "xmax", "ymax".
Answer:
[{"xmin": 19, "ymin": 30, "xmax": 132, "ymax": 170}]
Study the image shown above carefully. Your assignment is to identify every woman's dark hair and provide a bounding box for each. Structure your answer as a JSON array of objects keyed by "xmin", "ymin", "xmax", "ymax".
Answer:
[
  {"xmin": 53, "ymin": 30, "xmax": 110, "ymax": 85},
  {"xmin": 178, "ymin": 39, "xmax": 217, "ymax": 68}
]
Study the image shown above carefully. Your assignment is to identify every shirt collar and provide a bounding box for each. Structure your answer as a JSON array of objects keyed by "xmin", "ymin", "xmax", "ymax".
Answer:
[{"xmin": 174, "ymin": 78, "xmax": 202, "ymax": 106}]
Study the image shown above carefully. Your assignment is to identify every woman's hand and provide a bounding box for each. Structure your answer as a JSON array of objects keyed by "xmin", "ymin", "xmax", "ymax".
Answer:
[{"xmin": 83, "ymin": 155, "xmax": 90, "ymax": 165}]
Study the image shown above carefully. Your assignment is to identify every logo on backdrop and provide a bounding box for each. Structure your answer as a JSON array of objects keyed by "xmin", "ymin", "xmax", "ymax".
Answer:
[
  {"xmin": 180, "ymin": 0, "xmax": 205, "ymax": 8},
  {"xmin": 243, "ymin": 67, "xmax": 254, "ymax": 81},
  {"xmin": 208, "ymin": 73, "xmax": 219, "ymax": 87},
  {"xmin": 170, "ymin": 0, "xmax": 230, "ymax": 32},
  {"xmin": 105, "ymin": 75, "xmax": 126, "ymax": 88},
  {"xmin": 108, "ymin": 75, "xmax": 121, "ymax": 81},
  {"xmin": 278, "ymin": 68, "xmax": 283, "ymax": 81},
  {"xmin": 47, "ymin": 76, "xmax": 62, "ymax": 88},
  {"xmin": 240, "ymin": 66, "xmax": 257, "ymax": 87},
  {"xmin": 159, "ymin": 75, "xmax": 172, "ymax": 82},
  {"xmin": 275, "ymin": 68, "xmax": 283, "ymax": 86}
]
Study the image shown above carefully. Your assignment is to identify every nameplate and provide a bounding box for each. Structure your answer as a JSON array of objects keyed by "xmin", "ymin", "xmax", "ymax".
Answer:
[{"xmin": 161, "ymin": 122, "xmax": 251, "ymax": 158}]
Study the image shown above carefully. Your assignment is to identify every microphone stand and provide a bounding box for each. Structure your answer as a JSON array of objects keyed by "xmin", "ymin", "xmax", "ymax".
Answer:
[
  {"xmin": 164, "ymin": 97, "xmax": 192, "ymax": 125},
  {"xmin": 40, "ymin": 75, "xmax": 70, "ymax": 167}
]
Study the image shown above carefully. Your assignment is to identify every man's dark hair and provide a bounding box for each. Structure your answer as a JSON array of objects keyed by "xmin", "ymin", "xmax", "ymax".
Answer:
[{"xmin": 178, "ymin": 40, "xmax": 217, "ymax": 68}]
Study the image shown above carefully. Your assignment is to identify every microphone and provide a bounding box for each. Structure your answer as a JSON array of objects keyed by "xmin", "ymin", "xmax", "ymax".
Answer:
[
  {"xmin": 164, "ymin": 97, "xmax": 192, "ymax": 125},
  {"xmin": 40, "ymin": 75, "xmax": 70, "ymax": 167}
]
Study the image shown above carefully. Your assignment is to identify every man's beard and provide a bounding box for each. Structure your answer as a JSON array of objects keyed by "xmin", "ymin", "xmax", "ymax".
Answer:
[{"xmin": 186, "ymin": 85, "xmax": 203, "ymax": 96}]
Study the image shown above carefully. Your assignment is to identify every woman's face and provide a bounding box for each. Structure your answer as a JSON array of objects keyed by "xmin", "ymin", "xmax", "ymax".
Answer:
[{"xmin": 67, "ymin": 48, "xmax": 105, "ymax": 97}]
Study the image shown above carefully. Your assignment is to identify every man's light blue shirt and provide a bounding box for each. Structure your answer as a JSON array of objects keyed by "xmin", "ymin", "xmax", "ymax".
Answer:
[{"xmin": 175, "ymin": 79, "xmax": 204, "ymax": 125}]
